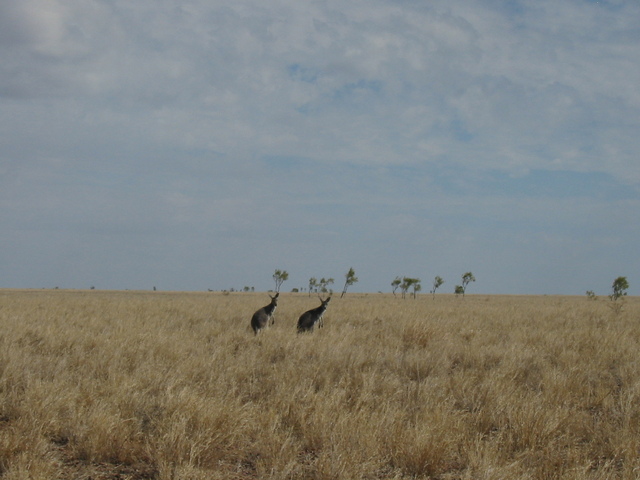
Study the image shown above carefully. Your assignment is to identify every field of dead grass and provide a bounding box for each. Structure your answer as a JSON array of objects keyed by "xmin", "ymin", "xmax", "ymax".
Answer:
[{"xmin": 1, "ymin": 289, "xmax": 639, "ymax": 479}]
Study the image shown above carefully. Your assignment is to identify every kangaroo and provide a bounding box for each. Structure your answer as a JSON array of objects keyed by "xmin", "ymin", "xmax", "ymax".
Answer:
[
  {"xmin": 251, "ymin": 293, "xmax": 279, "ymax": 335},
  {"xmin": 297, "ymin": 296, "xmax": 331, "ymax": 332}
]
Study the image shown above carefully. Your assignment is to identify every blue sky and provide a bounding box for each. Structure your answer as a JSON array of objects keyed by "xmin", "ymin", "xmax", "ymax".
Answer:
[{"xmin": 1, "ymin": 0, "xmax": 639, "ymax": 295}]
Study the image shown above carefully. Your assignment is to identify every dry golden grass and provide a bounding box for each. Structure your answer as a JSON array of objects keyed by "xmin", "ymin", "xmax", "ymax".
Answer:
[{"xmin": 1, "ymin": 289, "xmax": 639, "ymax": 479}]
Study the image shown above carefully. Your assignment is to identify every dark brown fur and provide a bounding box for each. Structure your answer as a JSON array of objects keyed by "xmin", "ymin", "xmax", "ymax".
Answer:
[
  {"xmin": 251, "ymin": 293, "xmax": 279, "ymax": 334},
  {"xmin": 297, "ymin": 296, "xmax": 331, "ymax": 332}
]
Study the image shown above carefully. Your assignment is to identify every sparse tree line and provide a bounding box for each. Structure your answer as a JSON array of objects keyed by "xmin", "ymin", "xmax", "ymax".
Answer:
[
  {"xmin": 392, "ymin": 272, "xmax": 475, "ymax": 299},
  {"xmin": 273, "ymin": 268, "xmax": 359, "ymax": 298},
  {"xmin": 219, "ymin": 268, "xmax": 478, "ymax": 299},
  {"xmin": 275, "ymin": 268, "xmax": 475, "ymax": 299},
  {"xmin": 586, "ymin": 276, "xmax": 630, "ymax": 301},
  {"xmin": 586, "ymin": 276, "xmax": 630, "ymax": 315}
]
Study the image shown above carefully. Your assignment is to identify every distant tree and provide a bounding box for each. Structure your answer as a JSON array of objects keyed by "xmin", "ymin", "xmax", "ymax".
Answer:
[
  {"xmin": 412, "ymin": 279, "xmax": 422, "ymax": 299},
  {"xmin": 586, "ymin": 290, "xmax": 597, "ymax": 301},
  {"xmin": 273, "ymin": 269, "xmax": 289, "ymax": 293},
  {"xmin": 430, "ymin": 276, "xmax": 444, "ymax": 299},
  {"xmin": 400, "ymin": 277, "xmax": 419, "ymax": 299},
  {"xmin": 291, "ymin": 288, "xmax": 299, "ymax": 293},
  {"xmin": 608, "ymin": 276, "xmax": 629, "ymax": 316},
  {"xmin": 400, "ymin": 277, "xmax": 410, "ymax": 299},
  {"xmin": 308, "ymin": 277, "xmax": 318, "ymax": 297},
  {"xmin": 609, "ymin": 277, "xmax": 629, "ymax": 302},
  {"xmin": 391, "ymin": 276, "xmax": 402, "ymax": 297},
  {"xmin": 454, "ymin": 285, "xmax": 464, "ymax": 297},
  {"xmin": 460, "ymin": 272, "xmax": 475, "ymax": 297},
  {"xmin": 341, "ymin": 267, "xmax": 358, "ymax": 298},
  {"xmin": 243, "ymin": 286, "xmax": 251, "ymax": 292},
  {"xmin": 318, "ymin": 277, "xmax": 334, "ymax": 294}
]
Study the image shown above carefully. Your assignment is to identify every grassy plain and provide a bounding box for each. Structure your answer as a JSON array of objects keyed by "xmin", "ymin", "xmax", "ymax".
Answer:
[{"xmin": 1, "ymin": 289, "xmax": 639, "ymax": 479}]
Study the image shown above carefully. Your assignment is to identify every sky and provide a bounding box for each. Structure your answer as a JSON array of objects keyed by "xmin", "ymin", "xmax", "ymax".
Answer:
[{"xmin": 1, "ymin": 0, "xmax": 639, "ymax": 295}]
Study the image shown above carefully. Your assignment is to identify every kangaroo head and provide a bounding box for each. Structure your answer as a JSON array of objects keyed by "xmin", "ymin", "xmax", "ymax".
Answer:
[{"xmin": 269, "ymin": 292, "xmax": 279, "ymax": 305}]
